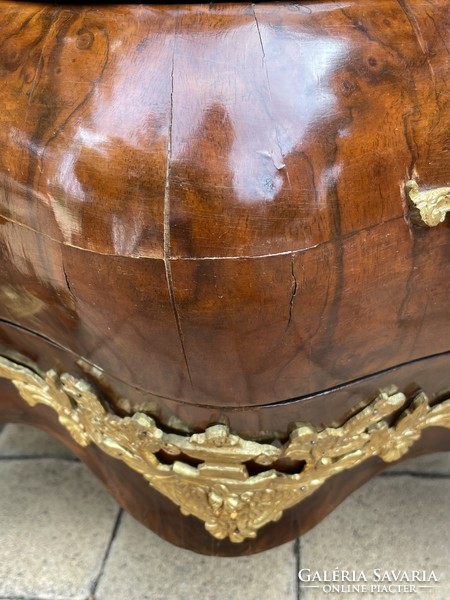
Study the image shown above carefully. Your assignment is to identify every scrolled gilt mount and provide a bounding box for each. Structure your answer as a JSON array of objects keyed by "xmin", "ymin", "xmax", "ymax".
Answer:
[
  {"xmin": 1, "ymin": 355, "xmax": 450, "ymax": 542},
  {"xmin": 406, "ymin": 179, "xmax": 450, "ymax": 227}
]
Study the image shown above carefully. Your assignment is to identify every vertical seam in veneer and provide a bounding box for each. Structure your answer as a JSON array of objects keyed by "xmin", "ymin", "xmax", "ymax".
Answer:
[
  {"xmin": 396, "ymin": 0, "xmax": 427, "ymax": 54},
  {"xmin": 396, "ymin": 0, "xmax": 438, "ymax": 94},
  {"xmin": 287, "ymin": 253, "xmax": 298, "ymax": 330},
  {"xmin": 252, "ymin": 5, "xmax": 291, "ymax": 184},
  {"xmin": 23, "ymin": 8, "xmax": 54, "ymax": 124},
  {"xmin": 163, "ymin": 27, "xmax": 194, "ymax": 388}
]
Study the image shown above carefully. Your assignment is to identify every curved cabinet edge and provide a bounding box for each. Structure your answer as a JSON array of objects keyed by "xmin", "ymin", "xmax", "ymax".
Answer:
[{"xmin": 1, "ymin": 357, "xmax": 450, "ymax": 556}]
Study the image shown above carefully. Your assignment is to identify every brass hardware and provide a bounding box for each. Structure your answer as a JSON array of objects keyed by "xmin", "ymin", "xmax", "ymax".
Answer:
[
  {"xmin": 406, "ymin": 179, "xmax": 450, "ymax": 227},
  {"xmin": 1, "ymin": 355, "xmax": 450, "ymax": 542}
]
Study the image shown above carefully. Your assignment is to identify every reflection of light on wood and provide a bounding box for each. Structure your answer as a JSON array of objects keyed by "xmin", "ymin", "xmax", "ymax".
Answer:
[{"xmin": 0, "ymin": 284, "xmax": 45, "ymax": 318}]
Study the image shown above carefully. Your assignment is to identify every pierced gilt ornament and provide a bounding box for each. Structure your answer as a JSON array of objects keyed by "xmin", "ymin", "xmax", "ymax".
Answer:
[
  {"xmin": 1, "ymin": 355, "xmax": 450, "ymax": 542},
  {"xmin": 406, "ymin": 179, "xmax": 450, "ymax": 227}
]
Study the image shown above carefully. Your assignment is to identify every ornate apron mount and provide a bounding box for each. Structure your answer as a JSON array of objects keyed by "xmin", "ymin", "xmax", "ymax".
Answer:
[{"xmin": 1, "ymin": 355, "xmax": 449, "ymax": 542}]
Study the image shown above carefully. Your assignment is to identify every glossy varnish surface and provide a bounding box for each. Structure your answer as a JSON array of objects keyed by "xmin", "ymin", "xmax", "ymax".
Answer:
[{"xmin": 1, "ymin": 2, "xmax": 450, "ymax": 411}]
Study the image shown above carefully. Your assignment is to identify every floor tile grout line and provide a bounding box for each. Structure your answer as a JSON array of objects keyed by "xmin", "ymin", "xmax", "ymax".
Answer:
[
  {"xmin": 295, "ymin": 537, "xmax": 302, "ymax": 600},
  {"xmin": 0, "ymin": 596, "xmax": 69, "ymax": 600},
  {"xmin": 379, "ymin": 470, "xmax": 450, "ymax": 479},
  {"xmin": 0, "ymin": 455, "xmax": 78, "ymax": 462},
  {"xmin": 88, "ymin": 508, "xmax": 124, "ymax": 599}
]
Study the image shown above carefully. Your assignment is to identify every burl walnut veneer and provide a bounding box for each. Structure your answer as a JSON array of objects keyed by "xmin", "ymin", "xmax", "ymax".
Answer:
[{"xmin": 1, "ymin": 1, "xmax": 450, "ymax": 556}]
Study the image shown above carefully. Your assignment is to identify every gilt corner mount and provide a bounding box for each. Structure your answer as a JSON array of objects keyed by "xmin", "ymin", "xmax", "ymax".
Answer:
[{"xmin": 406, "ymin": 179, "xmax": 450, "ymax": 227}]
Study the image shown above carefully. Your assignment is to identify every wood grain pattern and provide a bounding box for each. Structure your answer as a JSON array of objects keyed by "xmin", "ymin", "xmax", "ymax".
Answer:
[
  {"xmin": 2, "ymin": 318, "xmax": 450, "ymax": 438},
  {"xmin": 1, "ymin": 2, "xmax": 450, "ymax": 408},
  {"xmin": 1, "ymin": 1, "xmax": 450, "ymax": 554}
]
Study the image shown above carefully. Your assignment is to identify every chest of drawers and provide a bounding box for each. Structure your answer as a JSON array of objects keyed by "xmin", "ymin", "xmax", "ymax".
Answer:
[{"xmin": 1, "ymin": 0, "xmax": 450, "ymax": 555}]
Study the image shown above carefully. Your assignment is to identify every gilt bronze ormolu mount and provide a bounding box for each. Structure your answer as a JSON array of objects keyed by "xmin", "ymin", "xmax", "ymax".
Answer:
[{"xmin": 1, "ymin": 355, "xmax": 450, "ymax": 544}]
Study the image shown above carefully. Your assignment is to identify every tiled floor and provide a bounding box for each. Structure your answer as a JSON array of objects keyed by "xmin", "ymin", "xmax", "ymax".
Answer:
[{"xmin": 0, "ymin": 423, "xmax": 449, "ymax": 600}]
